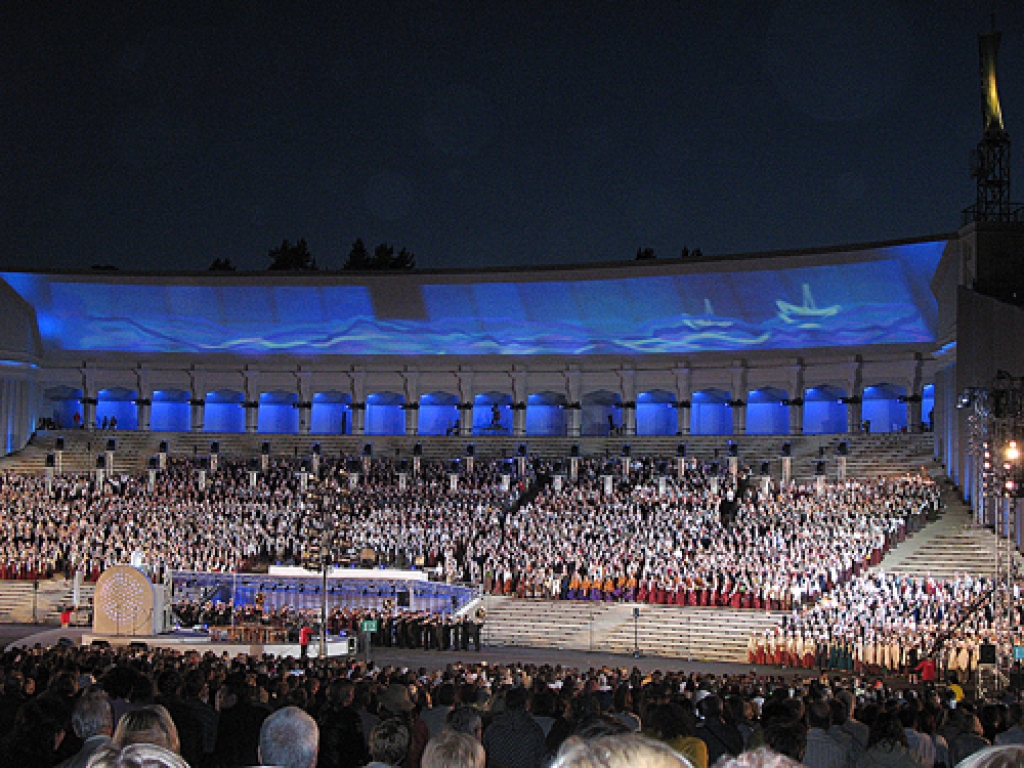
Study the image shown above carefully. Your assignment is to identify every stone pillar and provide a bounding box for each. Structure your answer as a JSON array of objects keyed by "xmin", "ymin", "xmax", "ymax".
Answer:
[
  {"xmin": 82, "ymin": 397, "xmax": 98, "ymax": 430},
  {"xmin": 244, "ymin": 401, "xmax": 259, "ymax": 433},
  {"xmin": 732, "ymin": 400, "xmax": 747, "ymax": 435},
  {"xmin": 622, "ymin": 402, "xmax": 637, "ymax": 436},
  {"xmin": 404, "ymin": 403, "xmax": 419, "ymax": 436},
  {"xmin": 846, "ymin": 397, "xmax": 863, "ymax": 434},
  {"xmin": 512, "ymin": 403, "xmax": 526, "ymax": 437},
  {"xmin": 788, "ymin": 399, "xmax": 804, "ymax": 436},
  {"xmin": 459, "ymin": 403, "xmax": 473, "ymax": 437},
  {"xmin": 677, "ymin": 401, "xmax": 691, "ymax": 435},
  {"xmin": 351, "ymin": 403, "xmax": 365, "ymax": 436},
  {"xmin": 136, "ymin": 398, "xmax": 152, "ymax": 432},
  {"xmin": 566, "ymin": 404, "xmax": 581, "ymax": 437},
  {"xmin": 189, "ymin": 398, "xmax": 205, "ymax": 433},
  {"xmin": 297, "ymin": 401, "xmax": 312, "ymax": 435},
  {"xmin": 906, "ymin": 394, "xmax": 922, "ymax": 433}
]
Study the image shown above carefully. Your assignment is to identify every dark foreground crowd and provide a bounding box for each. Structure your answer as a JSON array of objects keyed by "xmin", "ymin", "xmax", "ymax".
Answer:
[{"xmin": 1, "ymin": 642, "xmax": 1023, "ymax": 768}]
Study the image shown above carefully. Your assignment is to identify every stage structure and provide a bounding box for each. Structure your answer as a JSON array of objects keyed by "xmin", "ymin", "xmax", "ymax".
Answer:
[{"xmin": 91, "ymin": 564, "xmax": 168, "ymax": 637}]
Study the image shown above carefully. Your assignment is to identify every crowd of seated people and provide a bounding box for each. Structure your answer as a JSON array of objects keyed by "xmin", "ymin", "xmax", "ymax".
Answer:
[
  {"xmin": 0, "ymin": 640, "xmax": 1022, "ymax": 768},
  {"xmin": 1, "ymin": 455, "xmax": 937, "ymax": 618},
  {"xmin": 749, "ymin": 570, "xmax": 1024, "ymax": 679}
]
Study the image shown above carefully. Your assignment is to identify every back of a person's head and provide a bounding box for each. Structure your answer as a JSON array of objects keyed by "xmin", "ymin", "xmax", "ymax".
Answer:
[
  {"xmin": 867, "ymin": 711, "xmax": 908, "ymax": 750},
  {"xmin": 699, "ymin": 694, "xmax": 724, "ymax": 720},
  {"xmin": 954, "ymin": 745, "xmax": 1024, "ymax": 768},
  {"xmin": 88, "ymin": 743, "xmax": 190, "ymax": 768},
  {"xmin": 806, "ymin": 700, "xmax": 831, "ymax": 730},
  {"xmin": 113, "ymin": 704, "xmax": 180, "ymax": 754},
  {"xmin": 898, "ymin": 706, "xmax": 917, "ymax": 729},
  {"xmin": 505, "ymin": 685, "xmax": 530, "ymax": 712},
  {"xmin": 73, "ymin": 687, "xmax": 114, "ymax": 739},
  {"xmin": 828, "ymin": 698, "xmax": 848, "ymax": 727},
  {"xmin": 1006, "ymin": 703, "xmax": 1024, "ymax": 728},
  {"xmin": 447, "ymin": 706, "xmax": 483, "ymax": 739},
  {"xmin": 713, "ymin": 746, "xmax": 804, "ymax": 768},
  {"xmin": 762, "ymin": 718, "xmax": 807, "ymax": 763},
  {"xmin": 422, "ymin": 729, "xmax": 485, "ymax": 768},
  {"xmin": 834, "ymin": 690, "xmax": 856, "ymax": 718},
  {"xmin": 259, "ymin": 705, "xmax": 319, "ymax": 768},
  {"xmin": 551, "ymin": 733, "xmax": 693, "ymax": 768},
  {"xmin": 437, "ymin": 682, "xmax": 457, "ymax": 708},
  {"xmin": 370, "ymin": 718, "xmax": 410, "ymax": 767}
]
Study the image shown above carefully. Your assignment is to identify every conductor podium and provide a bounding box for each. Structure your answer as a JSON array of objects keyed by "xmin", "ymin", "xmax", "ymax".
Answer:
[{"xmin": 91, "ymin": 565, "xmax": 169, "ymax": 637}]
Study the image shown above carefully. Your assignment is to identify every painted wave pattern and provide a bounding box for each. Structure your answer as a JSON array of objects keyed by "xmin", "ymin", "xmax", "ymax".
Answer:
[{"xmin": 72, "ymin": 299, "xmax": 932, "ymax": 355}]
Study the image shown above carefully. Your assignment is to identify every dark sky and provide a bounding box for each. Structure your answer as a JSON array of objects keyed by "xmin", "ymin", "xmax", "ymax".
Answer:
[{"xmin": 2, "ymin": 1, "xmax": 1022, "ymax": 273}]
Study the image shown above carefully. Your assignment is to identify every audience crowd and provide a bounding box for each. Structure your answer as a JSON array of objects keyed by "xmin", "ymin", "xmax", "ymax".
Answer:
[{"xmin": 0, "ymin": 642, "xmax": 1022, "ymax": 768}]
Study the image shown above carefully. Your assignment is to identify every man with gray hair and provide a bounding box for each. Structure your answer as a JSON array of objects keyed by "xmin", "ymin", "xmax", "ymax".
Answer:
[
  {"xmin": 56, "ymin": 687, "xmax": 114, "ymax": 768},
  {"xmin": 259, "ymin": 705, "xmax": 319, "ymax": 768},
  {"xmin": 423, "ymin": 730, "xmax": 485, "ymax": 768}
]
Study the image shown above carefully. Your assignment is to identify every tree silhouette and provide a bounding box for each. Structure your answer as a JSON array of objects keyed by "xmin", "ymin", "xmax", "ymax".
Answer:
[
  {"xmin": 343, "ymin": 239, "xmax": 415, "ymax": 270},
  {"xmin": 208, "ymin": 257, "xmax": 237, "ymax": 271},
  {"xmin": 268, "ymin": 238, "xmax": 316, "ymax": 271},
  {"xmin": 635, "ymin": 247, "xmax": 656, "ymax": 260}
]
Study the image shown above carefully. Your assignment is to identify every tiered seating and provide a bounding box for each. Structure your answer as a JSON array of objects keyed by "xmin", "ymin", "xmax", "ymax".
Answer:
[
  {"xmin": 479, "ymin": 596, "xmax": 782, "ymax": 663},
  {"xmin": 0, "ymin": 580, "xmax": 93, "ymax": 624},
  {"xmin": 6, "ymin": 430, "xmax": 936, "ymax": 479}
]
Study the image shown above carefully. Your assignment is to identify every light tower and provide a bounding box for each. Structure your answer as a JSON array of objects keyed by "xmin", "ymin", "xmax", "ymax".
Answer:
[{"xmin": 966, "ymin": 27, "xmax": 1020, "ymax": 223}]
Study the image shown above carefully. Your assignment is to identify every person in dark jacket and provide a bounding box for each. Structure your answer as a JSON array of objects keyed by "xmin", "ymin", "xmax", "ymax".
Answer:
[
  {"xmin": 317, "ymin": 679, "xmax": 369, "ymax": 768},
  {"xmin": 696, "ymin": 694, "xmax": 744, "ymax": 766}
]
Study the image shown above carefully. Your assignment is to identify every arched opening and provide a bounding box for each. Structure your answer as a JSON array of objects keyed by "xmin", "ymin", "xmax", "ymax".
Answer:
[
  {"xmin": 862, "ymin": 383, "xmax": 907, "ymax": 433},
  {"xmin": 691, "ymin": 389, "xmax": 733, "ymax": 435},
  {"xmin": 205, "ymin": 390, "xmax": 245, "ymax": 433},
  {"xmin": 43, "ymin": 386, "xmax": 83, "ymax": 430},
  {"xmin": 311, "ymin": 392, "xmax": 352, "ymax": 434},
  {"xmin": 258, "ymin": 391, "xmax": 299, "ymax": 434},
  {"xmin": 366, "ymin": 391, "xmax": 405, "ymax": 435},
  {"xmin": 526, "ymin": 391, "xmax": 567, "ymax": 436},
  {"xmin": 637, "ymin": 390, "xmax": 678, "ymax": 436},
  {"xmin": 803, "ymin": 385, "xmax": 847, "ymax": 434},
  {"xmin": 419, "ymin": 392, "xmax": 459, "ymax": 436},
  {"xmin": 582, "ymin": 390, "xmax": 622, "ymax": 436},
  {"xmin": 151, "ymin": 389, "xmax": 190, "ymax": 432},
  {"xmin": 97, "ymin": 387, "xmax": 138, "ymax": 430},
  {"xmin": 473, "ymin": 392, "xmax": 512, "ymax": 435},
  {"xmin": 746, "ymin": 387, "xmax": 789, "ymax": 435},
  {"xmin": 921, "ymin": 383, "xmax": 935, "ymax": 432}
]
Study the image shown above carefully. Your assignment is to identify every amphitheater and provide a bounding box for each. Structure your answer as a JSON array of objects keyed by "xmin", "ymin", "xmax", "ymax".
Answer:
[{"xmin": 1, "ymin": 213, "xmax": 1023, "ymax": 666}]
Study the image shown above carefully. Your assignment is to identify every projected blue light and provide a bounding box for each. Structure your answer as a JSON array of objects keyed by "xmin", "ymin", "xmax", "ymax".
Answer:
[{"xmin": 0, "ymin": 241, "xmax": 944, "ymax": 356}]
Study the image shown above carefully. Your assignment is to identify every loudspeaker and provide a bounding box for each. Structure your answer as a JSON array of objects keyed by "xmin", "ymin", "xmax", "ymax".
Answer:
[
  {"xmin": 781, "ymin": 442, "xmax": 791, "ymax": 457},
  {"xmin": 466, "ymin": 444, "xmax": 475, "ymax": 457},
  {"xmin": 677, "ymin": 443, "xmax": 687, "ymax": 457},
  {"xmin": 211, "ymin": 441, "xmax": 220, "ymax": 455},
  {"xmin": 312, "ymin": 443, "xmax": 321, "ymax": 456},
  {"xmin": 760, "ymin": 461, "xmax": 770, "ymax": 475},
  {"xmin": 837, "ymin": 441, "xmax": 849, "ymax": 456},
  {"xmin": 261, "ymin": 441, "xmax": 270, "ymax": 455},
  {"xmin": 815, "ymin": 460, "xmax": 826, "ymax": 476},
  {"xmin": 159, "ymin": 440, "xmax": 168, "ymax": 454},
  {"xmin": 90, "ymin": 639, "xmax": 111, "ymax": 648},
  {"xmin": 517, "ymin": 444, "xmax": 527, "ymax": 457},
  {"xmin": 451, "ymin": 595, "xmax": 459, "ymax": 610},
  {"xmin": 106, "ymin": 438, "xmax": 116, "ymax": 452},
  {"xmin": 728, "ymin": 442, "xmax": 738, "ymax": 458},
  {"xmin": 979, "ymin": 643, "xmax": 997, "ymax": 665},
  {"xmin": 148, "ymin": 456, "xmax": 158, "ymax": 469},
  {"xmin": 363, "ymin": 443, "xmax": 372, "ymax": 457},
  {"xmin": 397, "ymin": 591, "xmax": 410, "ymax": 608},
  {"xmin": 413, "ymin": 442, "xmax": 422, "ymax": 457},
  {"xmin": 571, "ymin": 444, "xmax": 580, "ymax": 458},
  {"xmin": 95, "ymin": 455, "xmax": 106, "ymax": 469},
  {"xmin": 55, "ymin": 436, "xmax": 65, "ymax": 451},
  {"xmin": 622, "ymin": 444, "xmax": 631, "ymax": 458},
  {"xmin": 46, "ymin": 453, "xmax": 55, "ymax": 468}
]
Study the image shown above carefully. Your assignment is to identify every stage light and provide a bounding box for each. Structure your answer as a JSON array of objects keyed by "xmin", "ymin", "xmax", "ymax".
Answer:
[{"xmin": 1005, "ymin": 441, "xmax": 1019, "ymax": 462}]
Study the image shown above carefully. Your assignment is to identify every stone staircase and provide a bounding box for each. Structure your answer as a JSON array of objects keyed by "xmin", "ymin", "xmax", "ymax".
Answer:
[
  {"xmin": 876, "ymin": 485, "xmax": 1024, "ymax": 580},
  {"xmin": 0, "ymin": 579, "xmax": 94, "ymax": 624},
  {"xmin": 479, "ymin": 596, "xmax": 782, "ymax": 663},
  {"xmin": 4, "ymin": 431, "xmax": 936, "ymax": 481}
]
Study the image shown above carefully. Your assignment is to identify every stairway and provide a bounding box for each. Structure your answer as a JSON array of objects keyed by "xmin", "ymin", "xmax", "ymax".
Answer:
[
  {"xmin": 479, "ymin": 596, "xmax": 781, "ymax": 663},
  {"xmin": 876, "ymin": 486, "xmax": 1024, "ymax": 580}
]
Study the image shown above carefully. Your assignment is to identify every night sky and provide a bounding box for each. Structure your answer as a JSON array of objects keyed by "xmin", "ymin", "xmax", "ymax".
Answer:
[{"xmin": 2, "ymin": 1, "xmax": 1022, "ymax": 273}]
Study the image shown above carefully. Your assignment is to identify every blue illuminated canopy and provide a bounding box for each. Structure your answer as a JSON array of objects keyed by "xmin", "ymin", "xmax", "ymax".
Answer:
[{"xmin": 1, "ymin": 240, "xmax": 944, "ymax": 357}]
